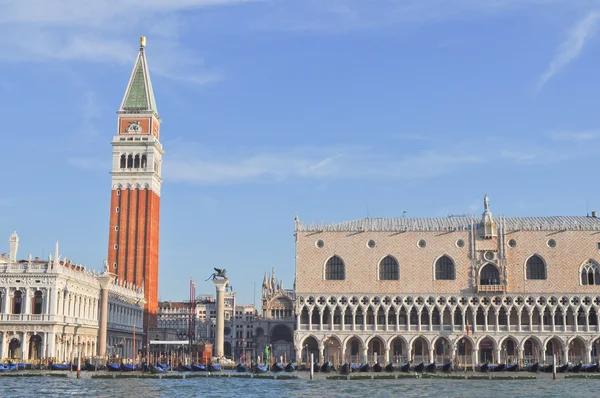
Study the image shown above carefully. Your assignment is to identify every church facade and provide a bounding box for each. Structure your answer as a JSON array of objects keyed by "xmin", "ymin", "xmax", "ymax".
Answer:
[{"xmin": 294, "ymin": 196, "xmax": 600, "ymax": 366}]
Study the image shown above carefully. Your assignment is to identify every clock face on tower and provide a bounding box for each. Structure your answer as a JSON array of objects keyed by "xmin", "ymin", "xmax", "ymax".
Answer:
[{"xmin": 126, "ymin": 121, "xmax": 142, "ymax": 134}]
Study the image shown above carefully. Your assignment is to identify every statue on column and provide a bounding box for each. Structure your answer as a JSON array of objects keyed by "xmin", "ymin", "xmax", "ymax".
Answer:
[
  {"xmin": 484, "ymin": 194, "xmax": 489, "ymax": 210},
  {"xmin": 206, "ymin": 267, "xmax": 227, "ymax": 281}
]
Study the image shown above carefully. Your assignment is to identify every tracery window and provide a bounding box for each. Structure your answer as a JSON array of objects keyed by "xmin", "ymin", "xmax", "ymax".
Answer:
[
  {"xmin": 526, "ymin": 255, "xmax": 546, "ymax": 280},
  {"xmin": 480, "ymin": 264, "xmax": 500, "ymax": 285},
  {"xmin": 379, "ymin": 256, "xmax": 399, "ymax": 280},
  {"xmin": 325, "ymin": 256, "xmax": 345, "ymax": 280},
  {"xmin": 582, "ymin": 261, "xmax": 600, "ymax": 285},
  {"xmin": 435, "ymin": 255, "xmax": 455, "ymax": 280}
]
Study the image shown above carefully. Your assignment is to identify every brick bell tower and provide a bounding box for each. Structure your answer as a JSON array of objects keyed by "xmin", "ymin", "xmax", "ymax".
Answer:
[{"xmin": 107, "ymin": 36, "xmax": 163, "ymax": 330}]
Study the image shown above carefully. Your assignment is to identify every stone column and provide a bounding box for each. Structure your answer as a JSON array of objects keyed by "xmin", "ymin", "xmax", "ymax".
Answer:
[
  {"xmin": 2, "ymin": 289, "xmax": 9, "ymax": 314},
  {"xmin": 385, "ymin": 347, "xmax": 390, "ymax": 364},
  {"xmin": 22, "ymin": 289, "xmax": 29, "ymax": 314},
  {"xmin": 213, "ymin": 278, "xmax": 229, "ymax": 359},
  {"xmin": 308, "ymin": 310, "xmax": 313, "ymax": 331},
  {"xmin": 428, "ymin": 347, "xmax": 434, "ymax": 364},
  {"xmin": 22, "ymin": 332, "xmax": 29, "ymax": 360},
  {"xmin": 0, "ymin": 332, "xmax": 5, "ymax": 359},
  {"xmin": 362, "ymin": 347, "xmax": 368, "ymax": 364},
  {"xmin": 97, "ymin": 273, "xmax": 114, "ymax": 357}
]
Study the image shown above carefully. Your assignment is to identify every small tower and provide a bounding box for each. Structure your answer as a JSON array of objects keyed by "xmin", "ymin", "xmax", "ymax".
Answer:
[
  {"xmin": 480, "ymin": 194, "xmax": 496, "ymax": 239},
  {"xmin": 107, "ymin": 36, "xmax": 164, "ymax": 330},
  {"xmin": 8, "ymin": 231, "xmax": 18, "ymax": 262}
]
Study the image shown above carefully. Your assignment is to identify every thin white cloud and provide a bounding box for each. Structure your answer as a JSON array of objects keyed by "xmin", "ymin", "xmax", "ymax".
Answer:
[
  {"xmin": 538, "ymin": 11, "xmax": 600, "ymax": 91},
  {"xmin": 551, "ymin": 130, "xmax": 600, "ymax": 142}
]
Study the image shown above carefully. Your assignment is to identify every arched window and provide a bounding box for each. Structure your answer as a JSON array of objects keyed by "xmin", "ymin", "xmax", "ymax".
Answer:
[
  {"xmin": 12, "ymin": 291, "xmax": 22, "ymax": 314},
  {"xmin": 581, "ymin": 261, "xmax": 600, "ymax": 285},
  {"xmin": 141, "ymin": 155, "xmax": 147, "ymax": 168},
  {"xmin": 134, "ymin": 154, "xmax": 140, "ymax": 168},
  {"xmin": 435, "ymin": 255, "xmax": 455, "ymax": 280},
  {"xmin": 120, "ymin": 154, "xmax": 126, "ymax": 168},
  {"xmin": 480, "ymin": 264, "xmax": 500, "ymax": 285},
  {"xmin": 127, "ymin": 154, "xmax": 133, "ymax": 168},
  {"xmin": 325, "ymin": 256, "xmax": 345, "ymax": 280},
  {"xmin": 379, "ymin": 256, "xmax": 399, "ymax": 280},
  {"xmin": 526, "ymin": 255, "xmax": 546, "ymax": 280}
]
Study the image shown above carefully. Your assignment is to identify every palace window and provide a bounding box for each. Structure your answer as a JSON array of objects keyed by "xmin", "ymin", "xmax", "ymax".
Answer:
[
  {"xmin": 325, "ymin": 256, "xmax": 345, "ymax": 280},
  {"xmin": 379, "ymin": 256, "xmax": 399, "ymax": 280},
  {"xmin": 120, "ymin": 154, "xmax": 126, "ymax": 168},
  {"xmin": 32, "ymin": 290, "xmax": 43, "ymax": 314},
  {"xmin": 480, "ymin": 264, "xmax": 500, "ymax": 286},
  {"xmin": 526, "ymin": 255, "xmax": 546, "ymax": 280},
  {"xmin": 581, "ymin": 261, "xmax": 600, "ymax": 285},
  {"xmin": 12, "ymin": 291, "xmax": 22, "ymax": 314},
  {"xmin": 435, "ymin": 255, "xmax": 455, "ymax": 280},
  {"xmin": 127, "ymin": 154, "xmax": 133, "ymax": 168}
]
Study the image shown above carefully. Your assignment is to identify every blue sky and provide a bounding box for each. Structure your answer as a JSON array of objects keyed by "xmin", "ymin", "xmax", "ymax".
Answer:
[{"xmin": 2, "ymin": 0, "xmax": 600, "ymax": 305}]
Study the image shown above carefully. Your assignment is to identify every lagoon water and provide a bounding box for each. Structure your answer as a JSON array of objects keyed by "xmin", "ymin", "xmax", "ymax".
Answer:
[{"xmin": 0, "ymin": 373, "xmax": 596, "ymax": 397}]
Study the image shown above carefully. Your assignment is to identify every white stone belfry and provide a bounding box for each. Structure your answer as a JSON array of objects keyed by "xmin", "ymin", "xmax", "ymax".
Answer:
[
  {"xmin": 9, "ymin": 231, "xmax": 18, "ymax": 262},
  {"xmin": 213, "ymin": 278, "xmax": 230, "ymax": 360}
]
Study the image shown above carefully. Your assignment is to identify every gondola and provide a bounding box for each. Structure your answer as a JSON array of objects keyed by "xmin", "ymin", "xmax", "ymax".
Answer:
[
  {"xmin": 373, "ymin": 362, "xmax": 382, "ymax": 372},
  {"xmin": 424, "ymin": 363, "xmax": 436, "ymax": 373},
  {"xmin": 504, "ymin": 364, "xmax": 518, "ymax": 372},
  {"xmin": 489, "ymin": 363, "xmax": 505, "ymax": 372},
  {"xmin": 84, "ymin": 362, "xmax": 105, "ymax": 371},
  {"xmin": 339, "ymin": 363, "xmax": 351, "ymax": 375},
  {"xmin": 384, "ymin": 363, "xmax": 395, "ymax": 372},
  {"xmin": 106, "ymin": 363, "xmax": 120, "ymax": 372},
  {"xmin": 177, "ymin": 364, "xmax": 192, "ymax": 372},
  {"xmin": 582, "ymin": 364, "xmax": 598, "ymax": 373},
  {"xmin": 121, "ymin": 363, "xmax": 138, "ymax": 372},
  {"xmin": 438, "ymin": 363, "xmax": 452, "ymax": 373},
  {"xmin": 70, "ymin": 363, "xmax": 80, "ymax": 371},
  {"xmin": 236, "ymin": 363, "xmax": 249, "ymax": 372},
  {"xmin": 271, "ymin": 363, "xmax": 285, "ymax": 372},
  {"xmin": 412, "ymin": 362, "xmax": 424, "ymax": 373},
  {"xmin": 557, "ymin": 363, "xmax": 569, "ymax": 373},
  {"xmin": 253, "ymin": 364, "xmax": 268, "ymax": 374},
  {"xmin": 399, "ymin": 363, "xmax": 411, "ymax": 372},
  {"xmin": 321, "ymin": 362, "xmax": 334, "ymax": 373},
  {"xmin": 284, "ymin": 362, "xmax": 296, "ymax": 372},
  {"xmin": 208, "ymin": 363, "xmax": 222, "ymax": 372},
  {"xmin": 540, "ymin": 364, "xmax": 553, "ymax": 373},
  {"xmin": 476, "ymin": 363, "xmax": 488, "ymax": 372},
  {"xmin": 359, "ymin": 363, "xmax": 370, "ymax": 372},
  {"xmin": 525, "ymin": 362, "xmax": 539, "ymax": 372},
  {"xmin": 568, "ymin": 363, "xmax": 582, "ymax": 373},
  {"xmin": 0, "ymin": 363, "xmax": 17, "ymax": 371},
  {"xmin": 191, "ymin": 364, "xmax": 206, "ymax": 371},
  {"xmin": 149, "ymin": 364, "xmax": 166, "ymax": 374},
  {"xmin": 50, "ymin": 363, "xmax": 70, "ymax": 371},
  {"xmin": 313, "ymin": 362, "xmax": 321, "ymax": 372}
]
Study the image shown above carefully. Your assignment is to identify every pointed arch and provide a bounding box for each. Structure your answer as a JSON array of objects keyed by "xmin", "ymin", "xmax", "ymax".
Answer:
[
  {"xmin": 581, "ymin": 259, "xmax": 600, "ymax": 285},
  {"xmin": 324, "ymin": 255, "xmax": 345, "ymax": 280},
  {"xmin": 525, "ymin": 254, "xmax": 547, "ymax": 280},
  {"xmin": 378, "ymin": 255, "xmax": 399, "ymax": 280},
  {"xmin": 479, "ymin": 263, "xmax": 500, "ymax": 285},
  {"xmin": 434, "ymin": 255, "xmax": 455, "ymax": 280}
]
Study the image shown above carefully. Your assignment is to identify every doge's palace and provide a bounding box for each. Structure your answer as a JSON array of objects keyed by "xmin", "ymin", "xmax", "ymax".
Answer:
[{"xmin": 294, "ymin": 196, "xmax": 600, "ymax": 367}]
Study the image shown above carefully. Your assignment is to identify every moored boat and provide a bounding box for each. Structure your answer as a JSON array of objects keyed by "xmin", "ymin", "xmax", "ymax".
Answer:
[
  {"xmin": 476, "ymin": 363, "xmax": 488, "ymax": 372},
  {"xmin": 557, "ymin": 363, "xmax": 568, "ymax": 373},
  {"xmin": 504, "ymin": 364, "xmax": 518, "ymax": 372},
  {"xmin": 568, "ymin": 363, "xmax": 582, "ymax": 373},
  {"xmin": 120, "ymin": 363, "xmax": 138, "ymax": 372},
  {"xmin": 320, "ymin": 362, "xmax": 334, "ymax": 373},
  {"xmin": 149, "ymin": 364, "xmax": 166, "ymax": 374},
  {"xmin": 253, "ymin": 364, "xmax": 268, "ymax": 374},
  {"xmin": 525, "ymin": 362, "xmax": 539, "ymax": 372},
  {"xmin": 50, "ymin": 363, "xmax": 70, "ymax": 371},
  {"xmin": 372, "ymin": 362, "xmax": 382, "ymax": 373},
  {"xmin": 177, "ymin": 364, "xmax": 192, "ymax": 372},
  {"xmin": 0, "ymin": 364, "xmax": 16, "ymax": 371},
  {"xmin": 359, "ymin": 363, "xmax": 370, "ymax": 372},
  {"xmin": 208, "ymin": 363, "xmax": 221, "ymax": 372},
  {"xmin": 271, "ymin": 363, "xmax": 284, "ymax": 372},
  {"xmin": 339, "ymin": 363, "xmax": 351, "ymax": 375},
  {"xmin": 582, "ymin": 364, "xmax": 598, "ymax": 373},
  {"xmin": 284, "ymin": 362, "xmax": 296, "ymax": 372},
  {"xmin": 236, "ymin": 363, "xmax": 248, "ymax": 372},
  {"xmin": 384, "ymin": 363, "xmax": 395, "ymax": 372},
  {"xmin": 489, "ymin": 363, "xmax": 505, "ymax": 372},
  {"xmin": 438, "ymin": 363, "xmax": 452, "ymax": 373},
  {"xmin": 399, "ymin": 363, "xmax": 410, "ymax": 372},
  {"xmin": 412, "ymin": 362, "xmax": 424, "ymax": 373},
  {"xmin": 106, "ymin": 363, "xmax": 120, "ymax": 372},
  {"xmin": 424, "ymin": 362, "xmax": 436, "ymax": 373},
  {"xmin": 191, "ymin": 364, "xmax": 206, "ymax": 371}
]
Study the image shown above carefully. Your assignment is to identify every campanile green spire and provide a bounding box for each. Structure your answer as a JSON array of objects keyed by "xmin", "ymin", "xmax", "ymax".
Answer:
[{"xmin": 119, "ymin": 36, "xmax": 158, "ymax": 117}]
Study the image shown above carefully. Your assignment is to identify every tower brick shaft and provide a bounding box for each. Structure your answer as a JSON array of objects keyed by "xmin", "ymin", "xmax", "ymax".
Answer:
[{"xmin": 107, "ymin": 37, "xmax": 163, "ymax": 331}]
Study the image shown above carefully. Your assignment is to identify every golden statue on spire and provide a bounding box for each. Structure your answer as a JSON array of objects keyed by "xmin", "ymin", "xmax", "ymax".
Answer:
[{"xmin": 140, "ymin": 36, "xmax": 146, "ymax": 48}]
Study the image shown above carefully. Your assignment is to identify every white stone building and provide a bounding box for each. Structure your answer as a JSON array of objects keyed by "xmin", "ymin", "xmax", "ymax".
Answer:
[{"xmin": 0, "ymin": 232, "xmax": 144, "ymax": 361}]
